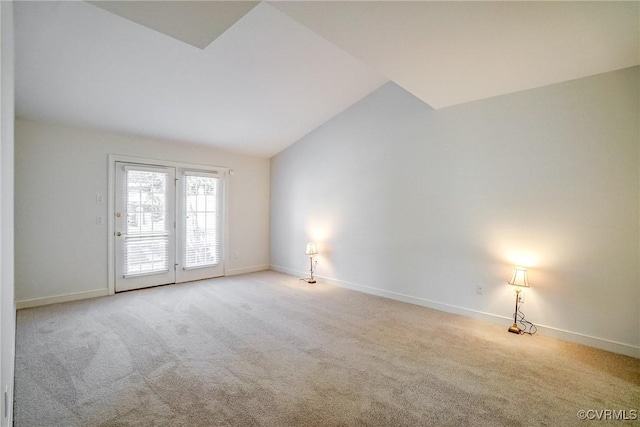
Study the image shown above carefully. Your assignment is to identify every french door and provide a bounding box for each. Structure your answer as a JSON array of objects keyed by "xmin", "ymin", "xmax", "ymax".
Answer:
[
  {"xmin": 114, "ymin": 162, "xmax": 225, "ymax": 292},
  {"xmin": 176, "ymin": 170, "xmax": 225, "ymax": 282}
]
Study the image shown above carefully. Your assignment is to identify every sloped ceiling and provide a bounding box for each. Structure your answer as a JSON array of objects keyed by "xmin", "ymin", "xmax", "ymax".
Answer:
[
  {"xmin": 14, "ymin": 1, "xmax": 639, "ymax": 158},
  {"xmin": 88, "ymin": 1, "xmax": 261, "ymax": 49},
  {"xmin": 274, "ymin": 1, "xmax": 639, "ymax": 109}
]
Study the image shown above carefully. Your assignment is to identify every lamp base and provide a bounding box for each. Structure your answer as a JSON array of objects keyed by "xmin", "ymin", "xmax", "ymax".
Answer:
[
  {"xmin": 508, "ymin": 323, "xmax": 522, "ymax": 334},
  {"xmin": 307, "ymin": 279, "xmax": 316, "ymax": 284}
]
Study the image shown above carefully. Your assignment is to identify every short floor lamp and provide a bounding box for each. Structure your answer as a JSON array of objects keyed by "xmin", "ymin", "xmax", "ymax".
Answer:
[
  {"xmin": 303, "ymin": 243, "xmax": 318, "ymax": 284},
  {"xmin": 507, "ymin": 267, "xmax": 530, "ymax": 334}
]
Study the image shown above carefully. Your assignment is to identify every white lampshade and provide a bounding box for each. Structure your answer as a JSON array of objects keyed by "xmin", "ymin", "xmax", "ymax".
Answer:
[
  {"xmin": 508, "ymin": 267, "xmax": 530, "ymax": 288},
  {"xmin": 305, "ymin": 243, "xmax": 318, "ymax": 256}
]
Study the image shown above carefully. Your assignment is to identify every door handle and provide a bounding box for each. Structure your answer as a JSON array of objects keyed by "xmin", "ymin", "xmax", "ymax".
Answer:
[{"xmin": 116, "ymin": 232, "xmax": 122, "ymax": 237}]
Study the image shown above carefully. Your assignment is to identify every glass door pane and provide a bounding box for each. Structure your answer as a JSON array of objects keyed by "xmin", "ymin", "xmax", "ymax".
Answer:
[
  {"xmin": 124, "ymin": 169, "xmax": 170, "ymax": 276},
  {"xmin": 184, "ymin": 174, "xmax": 220, "ymax": 268}
]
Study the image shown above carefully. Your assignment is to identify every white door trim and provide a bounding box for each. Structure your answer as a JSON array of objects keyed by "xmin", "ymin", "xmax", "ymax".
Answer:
[{"xmin": 107, "ymin": 154, "xmax": 229, "ymax": 295}]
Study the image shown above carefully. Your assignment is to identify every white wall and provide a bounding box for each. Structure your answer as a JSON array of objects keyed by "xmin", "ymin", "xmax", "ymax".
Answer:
[
  {"xmin": 0, "ymin": 1, "xmax": 15, "ymax": 424},
  {"xmin": 271, "ymin": 67, "xmax": 640, "ymax": 357},
  {"xmin": 15, "ymin": 119, "xmax": 270, "ymax": 305}
]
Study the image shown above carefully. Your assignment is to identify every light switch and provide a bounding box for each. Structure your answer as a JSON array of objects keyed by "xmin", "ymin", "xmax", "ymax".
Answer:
[
  {"xmin": 96, "ymin": 195, "xmax": 104, "ymax": 204},
  {"xmin": 96, "ymin": 216, "xmax": 103, "ymax": 225}
]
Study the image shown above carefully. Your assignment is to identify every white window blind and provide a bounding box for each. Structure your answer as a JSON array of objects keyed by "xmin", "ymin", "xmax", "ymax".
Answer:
[
  {"xmin": 124, "ymin": 236, "xmax": 169, "ymax": 277},
  {"xmin": 183, "ymin": 172, "xmax": 221, "ymax": 269},
  {"xmin": 123, "ymin": 168, "xmax": 170, "ymax": 277}
]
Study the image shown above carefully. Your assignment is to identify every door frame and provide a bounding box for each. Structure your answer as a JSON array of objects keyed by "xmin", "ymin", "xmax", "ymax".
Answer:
[{"xmin": 107, "ymin": 154, "xmax": 229, "ymax": 295}]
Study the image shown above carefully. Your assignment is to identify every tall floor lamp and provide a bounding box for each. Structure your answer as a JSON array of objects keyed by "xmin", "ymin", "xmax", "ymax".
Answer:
[
  {"xmin": 507, "ymin": 267, "xmax": 530, "ymax": 334},
  {"xmin": 304, "ymin": 243, "xmax": 318, "ymax": 284}
]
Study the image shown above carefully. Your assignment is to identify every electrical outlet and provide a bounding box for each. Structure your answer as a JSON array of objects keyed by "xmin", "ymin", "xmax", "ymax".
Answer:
[
  {"xmin": 475, "ymin": 284, "xmax": 484, "ymax": 295},
  {"xmin": 96, "ymin": 216, "xmax": 103, "ymax": 225},
  {"xmin": 96, "ymin": 195, "xmax": 104, "ymax": 204},
  {"xmin": 234, "ymin": 251, "xmax": 240, "ymax": 259}
]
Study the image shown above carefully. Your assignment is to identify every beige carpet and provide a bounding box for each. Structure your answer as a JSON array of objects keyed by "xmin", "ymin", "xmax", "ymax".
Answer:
[{"xmin": 14, "ymin": 271, "xmax": 640, "ymax": 426}]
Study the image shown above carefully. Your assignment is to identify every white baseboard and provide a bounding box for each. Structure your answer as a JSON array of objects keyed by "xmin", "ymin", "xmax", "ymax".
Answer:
[
  {"xmin": 528, "ymin": 323, "xmax": 640, "ymax": 359},
  {"xmin": 226, "ymin": 264, "xmax": 270, "ymax": 277},
  {"xmin": 270, "ymin": 265, "xmax": 640, "ymax": 359},
  {"xmin": 16, "ymin": 266, "xmax": 271, "ymax": 309},
  {"xmin": 269, "ymin": 265, "xmax": 301, "ymax": 277},
  {"xmin": 16, "ymin": 288, "xmax": 109, "ymax": 309}
]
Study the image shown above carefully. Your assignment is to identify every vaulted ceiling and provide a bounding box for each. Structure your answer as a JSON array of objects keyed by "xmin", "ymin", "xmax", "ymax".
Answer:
[{"xmin": 14, "ymin": 1, "xmax": 639, "ymax": 158}]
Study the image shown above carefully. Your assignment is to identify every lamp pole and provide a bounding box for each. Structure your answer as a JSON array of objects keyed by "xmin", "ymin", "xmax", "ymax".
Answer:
[
  {"xmin": 508, "ymin": 288, "xmax": 521, "ymax": 334},
  {"xmin": 308, "ymin": 256, "xmax": 316, "ymax": 283}
]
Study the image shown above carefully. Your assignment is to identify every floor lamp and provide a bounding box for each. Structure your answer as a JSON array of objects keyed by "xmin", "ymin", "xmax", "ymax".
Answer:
[
  {"xmin": 507, "ymin": 267, "xmax": 530, "ymax": 334},
  {"xmin": 303, "ymin": 243, "xmax": 318, "ymax": 284}
]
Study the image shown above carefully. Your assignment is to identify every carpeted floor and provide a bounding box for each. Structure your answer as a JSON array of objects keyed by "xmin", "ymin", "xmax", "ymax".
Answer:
[{"xmin": 14, "ymin": 271, "xmax": 640, "ymax": 426}]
